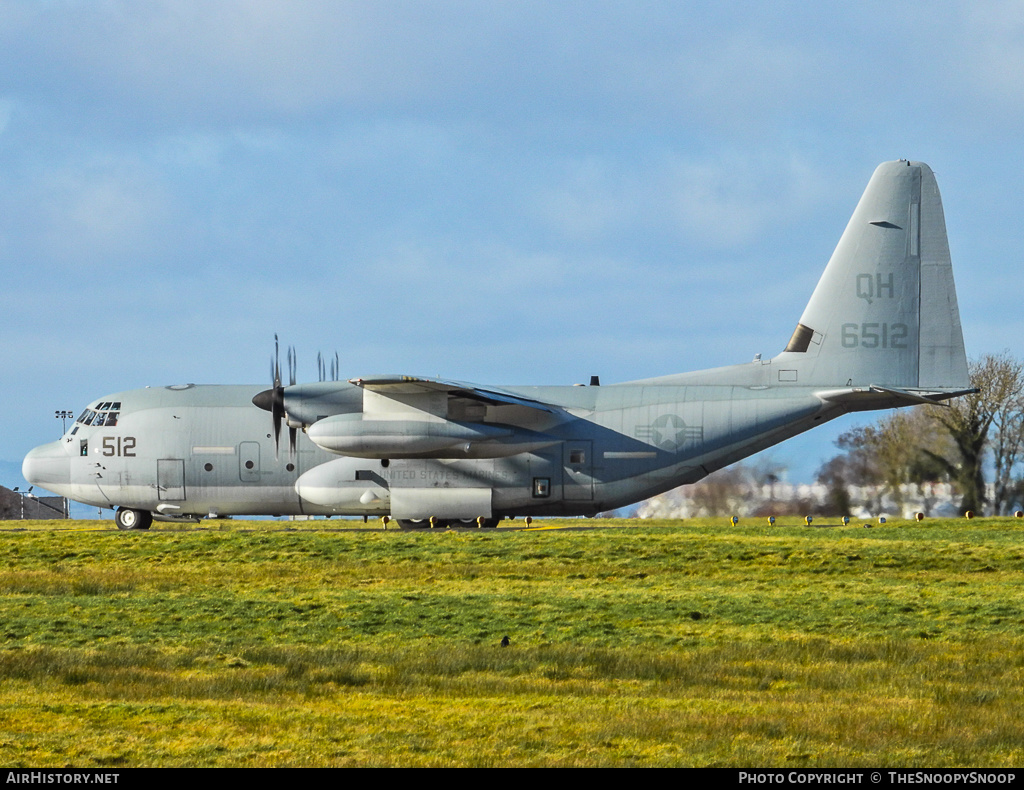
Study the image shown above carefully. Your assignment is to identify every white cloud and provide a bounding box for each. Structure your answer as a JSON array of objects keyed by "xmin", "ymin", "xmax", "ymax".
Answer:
[
  {"xmin": 666, "ymin": 153, "xmax": 823, "ymax": 248},
  {"xmin": 532, "ymin": 148, "xmax": 833, "ymax": 252},
  {"xmin": 0, "ymin": 2, "xmax": 834, "ymax": 134},
  {"xmin": 533, "ymin": 159, "xmax": 639, "ymax": 244},
  {"xmin": 7, "ymin": 157, "xmax": 174, "ymax": 271}
]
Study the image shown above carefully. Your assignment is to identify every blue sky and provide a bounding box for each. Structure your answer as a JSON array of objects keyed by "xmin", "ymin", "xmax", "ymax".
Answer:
[{"xmin": 3, "ymin": 1, "xmax": 1023, "ymax": 489}]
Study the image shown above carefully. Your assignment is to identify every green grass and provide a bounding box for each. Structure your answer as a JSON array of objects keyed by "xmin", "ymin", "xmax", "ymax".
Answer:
[{"xmin": 0, "ymin": 517, "xmax": 1022, "ymax": 766}]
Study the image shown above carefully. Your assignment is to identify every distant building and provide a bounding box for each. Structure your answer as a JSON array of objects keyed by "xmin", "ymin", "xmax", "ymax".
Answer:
[
  {"xmin": 0, "ymin": 486, "xmax": 69, "ymax": 519},
  {"xmin": 637, "ymin": 480, "xmax": 972, "ymax": 520}
]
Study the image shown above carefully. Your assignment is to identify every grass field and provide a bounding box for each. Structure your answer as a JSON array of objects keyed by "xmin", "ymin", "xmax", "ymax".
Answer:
[{"xmin": 0, "ymin": 516, "xmax": 1022, "ymax": 767}]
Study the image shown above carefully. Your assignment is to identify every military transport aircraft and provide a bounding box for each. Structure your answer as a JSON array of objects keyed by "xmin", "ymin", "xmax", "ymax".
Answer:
[{"xmin": 24, "ymin": 161, "xmax": 973, "ymax": 530}]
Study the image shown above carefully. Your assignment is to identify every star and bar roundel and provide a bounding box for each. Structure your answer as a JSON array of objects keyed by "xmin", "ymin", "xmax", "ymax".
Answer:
[{"xmin": 635, "ymin": 414, "xmax": 703, "ymax": 452}]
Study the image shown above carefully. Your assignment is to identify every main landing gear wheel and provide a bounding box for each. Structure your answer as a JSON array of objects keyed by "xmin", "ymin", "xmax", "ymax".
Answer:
[
  {"xmin": 395, "ymin": 518, "xmax": 451, "ymax": 530},
  {"xmin": 115, "ymin": 507, "xmax": 152, "ymax": 531},
  {"xmin": 452, "ymin": 518, "xmax": 501, "ymax": 529}
]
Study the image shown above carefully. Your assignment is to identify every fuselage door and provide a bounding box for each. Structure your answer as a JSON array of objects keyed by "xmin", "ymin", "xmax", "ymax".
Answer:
[
  {"xmin": 563, "ymin": 440, "xmax": 594, "ymax": 501},
  {"xmin": 157, "ymin": 459, "xmax": 186, "ymax": 501}
]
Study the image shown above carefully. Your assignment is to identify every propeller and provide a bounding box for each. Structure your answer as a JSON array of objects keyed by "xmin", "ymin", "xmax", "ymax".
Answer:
[
  {"xmin": 254, "ymin": 339, "xmax": 342, "ymax": 457},
  {"xmin": 252, "ymin": 334, "xmax": 297, "ymax": 458}
]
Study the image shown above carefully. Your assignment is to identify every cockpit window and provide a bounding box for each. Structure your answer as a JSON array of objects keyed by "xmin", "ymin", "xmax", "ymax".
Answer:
[{"xmin": 77, "ymin": 404, "xmax": 119, "ymax": 427}]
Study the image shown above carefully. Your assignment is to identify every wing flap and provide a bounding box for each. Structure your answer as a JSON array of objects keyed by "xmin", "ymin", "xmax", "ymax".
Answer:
[{"xmin": 349, "ymin": 375, "xmax": 559, "ymax": 413}]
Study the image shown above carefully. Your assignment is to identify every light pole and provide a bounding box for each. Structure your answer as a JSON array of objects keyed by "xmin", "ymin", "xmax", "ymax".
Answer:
[{"xmin": 55, "ymin": 410, "xmax": 74, "ymax": 435}]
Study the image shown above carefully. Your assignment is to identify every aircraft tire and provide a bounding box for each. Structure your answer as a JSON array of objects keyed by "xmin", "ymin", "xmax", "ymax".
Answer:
[
  {"xmin": 451, "ymin": 517, "xmax": 500, "ymax": 528},
  {"xmin": 115, "ymin": 507, "xmax": 152, "ymax": 531},
  {"xmin": 395, "ymin": 518, "xmax": 443, "ymax": 530}
]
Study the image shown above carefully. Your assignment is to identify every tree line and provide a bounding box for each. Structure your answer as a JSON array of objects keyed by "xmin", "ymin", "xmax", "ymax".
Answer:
[{"xmin": 818, "ymin": 352, "xmax": 1024, "ymax": 516}]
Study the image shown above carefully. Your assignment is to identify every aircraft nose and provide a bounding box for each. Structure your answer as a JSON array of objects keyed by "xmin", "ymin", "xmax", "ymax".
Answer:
[{"xmin": 22, "ymin": 442, "xmax": 71, "ymax": 488}]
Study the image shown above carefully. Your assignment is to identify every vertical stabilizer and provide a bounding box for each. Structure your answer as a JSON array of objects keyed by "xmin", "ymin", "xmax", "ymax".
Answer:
[{"xmin": 774, "ymin": 160, "xmax": 969, "ymax": 391}]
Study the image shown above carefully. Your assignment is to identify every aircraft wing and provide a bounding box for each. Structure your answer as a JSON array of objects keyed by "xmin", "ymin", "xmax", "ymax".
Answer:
[{"xmin": 348, "ymin": 375, "xmax": 561, "ymax": 413}]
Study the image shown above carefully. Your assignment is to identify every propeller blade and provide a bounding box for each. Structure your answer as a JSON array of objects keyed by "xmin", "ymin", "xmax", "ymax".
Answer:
[
  {"xmin": 273, "ymin": 334, "xmax": 282, "ymax": 388},
  {"xmin": 272, "ymin": 396, "xmax": 283, "ymax": 457}
]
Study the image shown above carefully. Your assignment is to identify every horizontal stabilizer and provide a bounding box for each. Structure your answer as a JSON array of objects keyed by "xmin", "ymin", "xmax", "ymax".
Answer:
[
  {"xmin": 817, "ymin": 384, "xmax": 977, "ymax": 410},
  {"xmin": 868, "ymin": 384, "xmax": 976, "ymax": 406}
]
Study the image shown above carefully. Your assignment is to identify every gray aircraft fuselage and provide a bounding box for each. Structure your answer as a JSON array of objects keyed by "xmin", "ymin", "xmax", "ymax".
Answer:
[
  {"xmin": 23, "ymin": 161, "xmax": 973, "ymax": 528},
  {"xmin": 21, "ymin": 372, "xmax": 860, "ymax": 520}
]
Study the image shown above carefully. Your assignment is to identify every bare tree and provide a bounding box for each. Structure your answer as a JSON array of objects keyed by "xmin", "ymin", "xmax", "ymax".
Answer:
[
  {"xmin": 688, "ymin": 465, "xmax": 752, "ymax": 517},
  {"xmin": 817, "ymin": 353, "xmax": 1024, "ymax": 517},
  {"xmin": 637, "ymin": 460, "xmax": 814, "ymax": 518},
  {"xmin": 821, "ymin": 409, "xmax": 951, "ymax": 515},
  {"xmin": 927, "ymin": 353, "xmax": 1024, "ymax": 515},
  {"xmin": 823, "ymin": 425, "xmax": 884, "ymax": 512},
  {"xmin": 986, "ymin": 358, "xmax": 1024, "ymax": 514}
]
